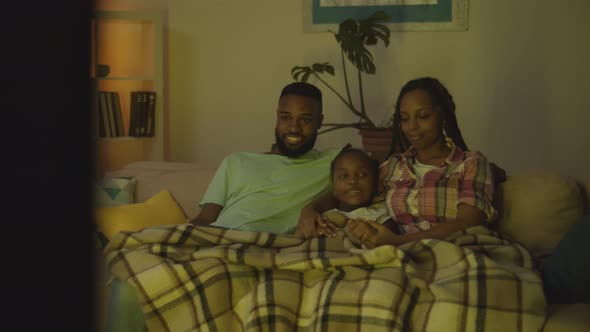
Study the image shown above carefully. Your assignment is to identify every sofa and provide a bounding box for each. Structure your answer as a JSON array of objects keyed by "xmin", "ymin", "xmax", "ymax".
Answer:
[{"xmin": 95, "ymin": 161, "xmax": 590, "ymax": 331}]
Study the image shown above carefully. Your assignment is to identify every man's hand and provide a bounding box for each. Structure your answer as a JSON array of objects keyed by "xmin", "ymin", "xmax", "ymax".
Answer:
[
  {"xmin": 190, "ymin": 203, "xmax": 222, "ymax": 226},
  {"xmin": 296, "ymin": 208, "xmax": 339, "ymax": 238},
  {"xmin": 296, "ymin": 193, "xmax": 339, "ymax": 238},
  {"xmin": 348, "ymin": 219, "xmax": 400, "ymax": 248},
  {"xmin": 296, "ymin": 206, "xmax": 324, "ymax": 238}
]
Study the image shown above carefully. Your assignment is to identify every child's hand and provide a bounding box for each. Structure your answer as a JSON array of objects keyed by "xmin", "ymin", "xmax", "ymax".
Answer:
[{"xmin": 348, "ymin": 219, "xmax": 400, "ymax": 248}]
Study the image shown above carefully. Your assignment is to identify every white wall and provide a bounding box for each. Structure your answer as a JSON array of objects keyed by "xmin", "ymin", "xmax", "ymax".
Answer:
[{"xmin": 166, "ymin": 0, "xmax": 590, "ymax": 179}]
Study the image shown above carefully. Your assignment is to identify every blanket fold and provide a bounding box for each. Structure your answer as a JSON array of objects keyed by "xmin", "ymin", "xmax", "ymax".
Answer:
[{"xmin": 104, "ymin": 224, "xmax": 546, "ymax": 332}]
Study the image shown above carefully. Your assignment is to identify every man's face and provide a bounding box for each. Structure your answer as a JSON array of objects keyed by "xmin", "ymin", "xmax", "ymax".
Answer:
[{"xmin": 274, "ymin": 94, "xmax": 323, "ymax": 157}]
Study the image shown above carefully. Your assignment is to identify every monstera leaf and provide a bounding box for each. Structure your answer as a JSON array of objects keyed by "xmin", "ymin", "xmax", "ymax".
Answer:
[
  {"xmin": 288, "ymin": 11, "xmax": 392, "ymax": 133},
  {"xmin": 291, "ymin": 63, "xmax": 335, "ymax": 82},
  {"xmin": 333, "ymin": 10, "xmax": 389, "ymax": 74},
  {"xmin": 358, "ymin": 11, "xmax": 390, "ymax": 46}
]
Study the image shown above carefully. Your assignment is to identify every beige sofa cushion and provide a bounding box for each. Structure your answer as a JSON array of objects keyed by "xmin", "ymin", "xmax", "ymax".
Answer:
[
  {"xmin": 496, "ymin": 173, "xmax": 584, "ymax": 257},
  {"xmin": 543, "ymin": 303, "xmax": 590, "ymax": 332},
  {"xmin": 104, "ymin": 163, "xmax": 588, "ymax": 259},
  {"xmin": 104, "ymin": 161, "xmax": 218, "ymax": 221}
]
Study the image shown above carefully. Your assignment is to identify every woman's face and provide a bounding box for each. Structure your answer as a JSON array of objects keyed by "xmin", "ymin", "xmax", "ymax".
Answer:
[{"xmin": 399, "ymin": 89, "xmax": 445, "ymax": 150}]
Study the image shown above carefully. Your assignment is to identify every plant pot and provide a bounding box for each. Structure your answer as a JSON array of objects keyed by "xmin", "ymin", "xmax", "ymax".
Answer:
[{"xmin": 358, "ymin": 128, "xmax": 393, "ymax": 164}]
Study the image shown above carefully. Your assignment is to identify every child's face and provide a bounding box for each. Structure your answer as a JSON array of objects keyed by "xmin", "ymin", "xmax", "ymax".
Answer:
[{"xmin": 332, "ymin": 152, "xmax": 376, "ymax": 212}]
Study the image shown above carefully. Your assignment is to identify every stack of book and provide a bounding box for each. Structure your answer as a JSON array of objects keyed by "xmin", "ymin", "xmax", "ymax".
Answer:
[
  {"xmin": 97, "ymin": 91, "xmax": 124, "ymax": 137},
  {"xmin": 128, "ymin": 91, "xmax": 156, "ymax": 137}
]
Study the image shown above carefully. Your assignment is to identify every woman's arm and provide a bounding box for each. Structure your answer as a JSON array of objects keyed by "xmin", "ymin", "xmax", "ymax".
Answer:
[
  {"xmin": 395, "ymin": 203, "xmax": 485, "ymax": 244},
  {"xmin": 349, "ymin": 203, "xmax": 485, "ymax": 247}
]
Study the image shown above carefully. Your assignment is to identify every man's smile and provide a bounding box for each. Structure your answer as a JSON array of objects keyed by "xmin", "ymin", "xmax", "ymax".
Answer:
[{"xmin": 284, "ymin": 134, "xmax": 303, "ymax": 144}]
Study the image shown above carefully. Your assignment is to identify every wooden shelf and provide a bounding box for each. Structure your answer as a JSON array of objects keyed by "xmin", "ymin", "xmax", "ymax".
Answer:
[
  {"xmin": 93, "ymin": 76, "xmax": 155, "ymax": 81},
  {"xmin": 95, "ymin": 136, "xmax": 155, "ymax": 141},
  {"xmin": 91, "ymin": 9, "xmax": 164, "ymax": 176}
]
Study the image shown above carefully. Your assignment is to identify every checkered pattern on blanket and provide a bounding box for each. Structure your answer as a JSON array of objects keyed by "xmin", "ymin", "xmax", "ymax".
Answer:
[{"xmin": 104, "ymin": 224, "xmax": 547, "ymax": 332}]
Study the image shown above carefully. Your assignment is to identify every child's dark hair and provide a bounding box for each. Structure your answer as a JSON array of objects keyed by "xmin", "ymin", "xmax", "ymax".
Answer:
[
  {"xmin": 330, "ymin": 144, "xmax": 380, "ymax": 188},
  {"xmin": 389, "ymin": 77, "xmax": 468, "ymax": 155}
]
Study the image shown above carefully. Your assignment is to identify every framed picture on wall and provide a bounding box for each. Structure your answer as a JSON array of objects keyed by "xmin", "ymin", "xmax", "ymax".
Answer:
[{"xmin": 303, "ymin": 0, "xmax": 469, "ymax": 32}]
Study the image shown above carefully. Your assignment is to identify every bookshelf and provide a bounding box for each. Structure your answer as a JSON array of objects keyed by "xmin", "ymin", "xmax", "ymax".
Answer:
[{"xmin": 91, "ymin": 10, "xmax": 165, "ymax": 178}]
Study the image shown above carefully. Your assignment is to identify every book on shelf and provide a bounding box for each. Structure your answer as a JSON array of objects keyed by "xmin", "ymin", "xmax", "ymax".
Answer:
[
  {"xmin": 129, "ymin": 91, "xmax": 141, "ymax": 137},
  {"xmin": 98, "ymin": 91, "xmax": 111, "ymax": 137},
  {"xmin": 111, "ymin": 92, "xmax": 124, "ymax": 136},
  {"xmin": 139, "ymin": 92, "xmax": 147, "ymax": 136},
  {"xmin": 146, "ymin": 91, "xmax": 156, "ymax": 136},
  {"xmin": 129, "ymin": 91, "xmax": 157, "ymax": 137},
  {"xmin": 97, "ymin": 95, "xmax": 106, "ymax": 138},
  {"xmin": 97, "ymin": 91, "xmax": 125, "ymax": 137},
  {"xmin": 104, "ymin": 91, "xmax": 117, "ymax": 137}
]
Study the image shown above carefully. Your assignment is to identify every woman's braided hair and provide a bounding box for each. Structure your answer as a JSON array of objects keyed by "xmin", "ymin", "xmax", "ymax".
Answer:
[{"xmin": 389, "ymin": 77, "xmax": 468, "ymax": 155}]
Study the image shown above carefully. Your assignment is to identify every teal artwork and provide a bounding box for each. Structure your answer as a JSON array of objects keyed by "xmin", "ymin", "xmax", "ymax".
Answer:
[{"xmin": 303, "ymin": 0, "xmax": 468, "ymax": 32}]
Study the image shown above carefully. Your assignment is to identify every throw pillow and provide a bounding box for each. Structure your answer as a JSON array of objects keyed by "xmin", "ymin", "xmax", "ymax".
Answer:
[
  {"xmin": 95, "ymin": 227, "xmax": 109, "ymax": 249},
  {"xmin": 95, "ymin": 189, "xmax": 186, "ymax": 240},
  {"xmin": 496, "ymin": 174, "xmax": 583, "ymax": 257},
  {"xmin": 95, "ymin": 176, "xmax": 137, "ymax": 248},
  {"xmin": 542, "ymin": 214, "xmax": 590, "ymax": 304},
  {"xmin": 95, "ymin": 176, "xmax": 137, "ymax": 208}
]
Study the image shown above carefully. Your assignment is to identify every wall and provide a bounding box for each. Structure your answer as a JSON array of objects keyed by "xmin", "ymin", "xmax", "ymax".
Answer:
[{"xmin": 166, "ymin": 0, "xmax": 590, "ymax": 179}]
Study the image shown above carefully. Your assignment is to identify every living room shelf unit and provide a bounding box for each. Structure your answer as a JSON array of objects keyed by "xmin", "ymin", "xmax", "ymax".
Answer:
[{"xmin": 91, "ymin": 10, "xmax": 165, "ymax": 177}]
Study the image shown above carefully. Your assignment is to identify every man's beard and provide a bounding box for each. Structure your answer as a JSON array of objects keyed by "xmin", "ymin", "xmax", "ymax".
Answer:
[{"xmin": 274, "ymin": 129, "xmax": 317, "ymax": 158}]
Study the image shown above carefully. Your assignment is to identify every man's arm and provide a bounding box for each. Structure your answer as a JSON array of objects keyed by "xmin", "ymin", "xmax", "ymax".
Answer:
[
  {"xmin": 190, "ymin": 155, "xmax": 232, "ymax": 227},
  {"xmin": 296, "ymin": 193, "xmax": 339, "ymax": 238},
  {"xmin": 190, "ymin": 203, "xmax": 223, "ymax": 226}
]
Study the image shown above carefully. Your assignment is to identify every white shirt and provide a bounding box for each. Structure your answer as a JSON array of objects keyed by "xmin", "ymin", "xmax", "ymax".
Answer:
[
  {"xmin": 413, "ymin": 158, "xmax": 440, "ymax": 184},
  {"xmin": 323, "ymin": 202, "xmax": 390, "ymax": 225}
]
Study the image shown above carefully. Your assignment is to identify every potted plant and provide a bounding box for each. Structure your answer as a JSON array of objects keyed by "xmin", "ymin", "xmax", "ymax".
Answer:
[{"xmin": 291, "ymin": 11, "xmax": 393, "ymax": 162}]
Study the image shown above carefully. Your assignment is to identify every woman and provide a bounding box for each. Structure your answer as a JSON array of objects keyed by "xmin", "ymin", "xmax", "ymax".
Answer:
[{"xmin": 297, "ymin": 77, "xmax": 497, "ymax": 248}]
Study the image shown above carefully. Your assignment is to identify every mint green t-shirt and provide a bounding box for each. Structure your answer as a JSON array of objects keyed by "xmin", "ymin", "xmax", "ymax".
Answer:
[{"xmin": 200, "ymin": 148, "xmax": 340, "ymax": 234}]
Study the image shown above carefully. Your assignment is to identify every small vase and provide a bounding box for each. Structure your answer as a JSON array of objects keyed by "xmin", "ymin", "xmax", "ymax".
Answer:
[
  {"xmin": 358, "ymin": 128, "xmax": 393, "ymax": 164},
  {"xmin": 96, "ymin": 64, "xmax": 110, "ymax": 78}
]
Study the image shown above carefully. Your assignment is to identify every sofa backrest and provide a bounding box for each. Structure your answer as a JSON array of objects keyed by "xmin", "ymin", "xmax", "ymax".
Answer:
[
  {"xmin": 104, "ymin": 161, "xmax": 217, "ymax": 221},
  {"xmin": 104, "ymin": 161, "xmax": 589, "ymax": 258}
]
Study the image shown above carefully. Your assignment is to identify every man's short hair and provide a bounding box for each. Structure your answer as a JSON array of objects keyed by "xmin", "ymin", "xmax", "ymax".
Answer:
[{"xmin": 280, "ymin": 82, "xmax": 322, "ymax": 113}]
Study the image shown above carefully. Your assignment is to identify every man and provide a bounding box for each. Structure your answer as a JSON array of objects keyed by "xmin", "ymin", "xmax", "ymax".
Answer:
[
  {"xmin": 190, "ymin": 82, "xmax": 341, "ymax": 234},
  {"xmin": 107, "ymin": 82, "xmax": 340, "ymax": 331}
]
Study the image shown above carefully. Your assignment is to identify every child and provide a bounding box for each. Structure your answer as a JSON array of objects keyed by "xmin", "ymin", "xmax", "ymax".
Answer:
[{"xmin": 319, "ymin": 146, "xmax": 393, "ymax": 245}]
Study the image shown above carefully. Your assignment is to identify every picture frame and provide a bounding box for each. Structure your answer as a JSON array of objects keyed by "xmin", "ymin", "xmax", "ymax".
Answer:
[{"xmin": 303, "ymin": 0, "xmax": 469, "ymax": 32}]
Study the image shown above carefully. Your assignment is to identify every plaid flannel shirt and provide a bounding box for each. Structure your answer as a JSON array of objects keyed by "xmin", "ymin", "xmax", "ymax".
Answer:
[{"xmin": 379, "ymin": 143, "xmax": 497, "ymax": 234}]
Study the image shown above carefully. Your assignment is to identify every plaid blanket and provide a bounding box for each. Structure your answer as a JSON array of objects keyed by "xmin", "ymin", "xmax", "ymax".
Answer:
[{"xmin": 104, "ymin": 224, "xmax": 547, "ymax": 332}]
